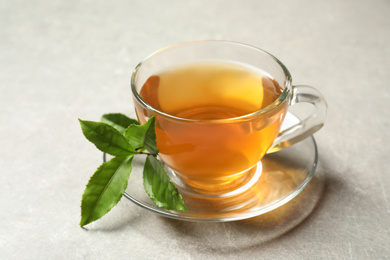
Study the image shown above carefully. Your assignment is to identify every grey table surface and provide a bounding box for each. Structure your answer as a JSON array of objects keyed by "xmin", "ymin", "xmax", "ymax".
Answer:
[{"xmin": 1, "ymin": 0, "xmax": 389, "ymax": 259}]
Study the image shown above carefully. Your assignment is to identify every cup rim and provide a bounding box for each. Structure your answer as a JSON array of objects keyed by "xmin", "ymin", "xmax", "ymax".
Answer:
[{"xmin": 131, "ymin": 40, "xmax": 292, "ymax": 122}]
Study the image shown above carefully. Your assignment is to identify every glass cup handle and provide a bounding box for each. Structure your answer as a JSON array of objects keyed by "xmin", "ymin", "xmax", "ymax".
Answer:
[{"xmin": 268, "ymin": 85, "xmax": 328, "ymax": 153}]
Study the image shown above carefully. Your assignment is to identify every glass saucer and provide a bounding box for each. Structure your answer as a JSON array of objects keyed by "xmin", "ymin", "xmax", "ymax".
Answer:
[{"xmin": 121, "ymin": 112, "xmax": 318, "ymax": 222}]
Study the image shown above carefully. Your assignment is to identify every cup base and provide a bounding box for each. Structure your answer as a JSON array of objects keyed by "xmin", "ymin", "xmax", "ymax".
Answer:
[{"xmin": 164, "ymin": 162, "xmax": 262, "ymax": 199}]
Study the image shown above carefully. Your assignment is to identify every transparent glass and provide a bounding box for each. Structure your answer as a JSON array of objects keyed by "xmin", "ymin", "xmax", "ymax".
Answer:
[{"xmin": 131, "ymin": 40, "xmax": 327, "ymax": 201}]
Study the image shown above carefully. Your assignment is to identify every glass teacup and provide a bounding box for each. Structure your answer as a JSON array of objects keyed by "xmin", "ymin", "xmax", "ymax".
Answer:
[{"xmin": 131, "ymin": 41, "xmax": 327, "ymax": 199}]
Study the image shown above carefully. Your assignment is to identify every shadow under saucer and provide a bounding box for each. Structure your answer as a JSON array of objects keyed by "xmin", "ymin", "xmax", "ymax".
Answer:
[{"xmin": 161, "ymin": 166, "xmax": 325, "ymax": 251}]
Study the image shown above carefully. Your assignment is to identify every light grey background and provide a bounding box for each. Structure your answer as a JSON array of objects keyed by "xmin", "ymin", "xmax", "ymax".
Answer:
[{"xmin": 1, "ymin": 0, "xmax": 389, "ymax": 259}]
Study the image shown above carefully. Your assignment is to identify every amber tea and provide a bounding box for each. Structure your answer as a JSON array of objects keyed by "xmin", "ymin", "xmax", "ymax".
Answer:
[{"xmin": 135, "ymin": 62, "xmax": 288, "ymax": 190}]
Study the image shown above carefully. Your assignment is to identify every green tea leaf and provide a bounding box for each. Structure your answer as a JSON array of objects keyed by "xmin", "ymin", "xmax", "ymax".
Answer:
[
  {"xmin": 143, "ymin": 155, "xmax": 187, "ymax": 211},
  {"xmin": 80, "ymin": 156, "xmax": 134, "ymax": 226},
  {"xmin": 79, "ymin": 114, "xmax": 188, "ymax": 227},
  {"xmin": 143, "ymin": 117, "xmax": 159, "ymax": 155},
  {"xmin": 79, "ymin": 119, "xmax": 137, "ymax": 156},
  {"xmin": 101, "ymin": 113, "xmax": 139, "ymax": 134},
  {"xmin": 124, "ymin": 117, "xmax": 159, "ymax": 155}
]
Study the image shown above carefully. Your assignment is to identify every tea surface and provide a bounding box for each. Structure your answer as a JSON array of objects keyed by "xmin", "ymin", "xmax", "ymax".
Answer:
[{"xmin": 140, "ymin": 62, "xmax": 283, "ymax": 120}]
